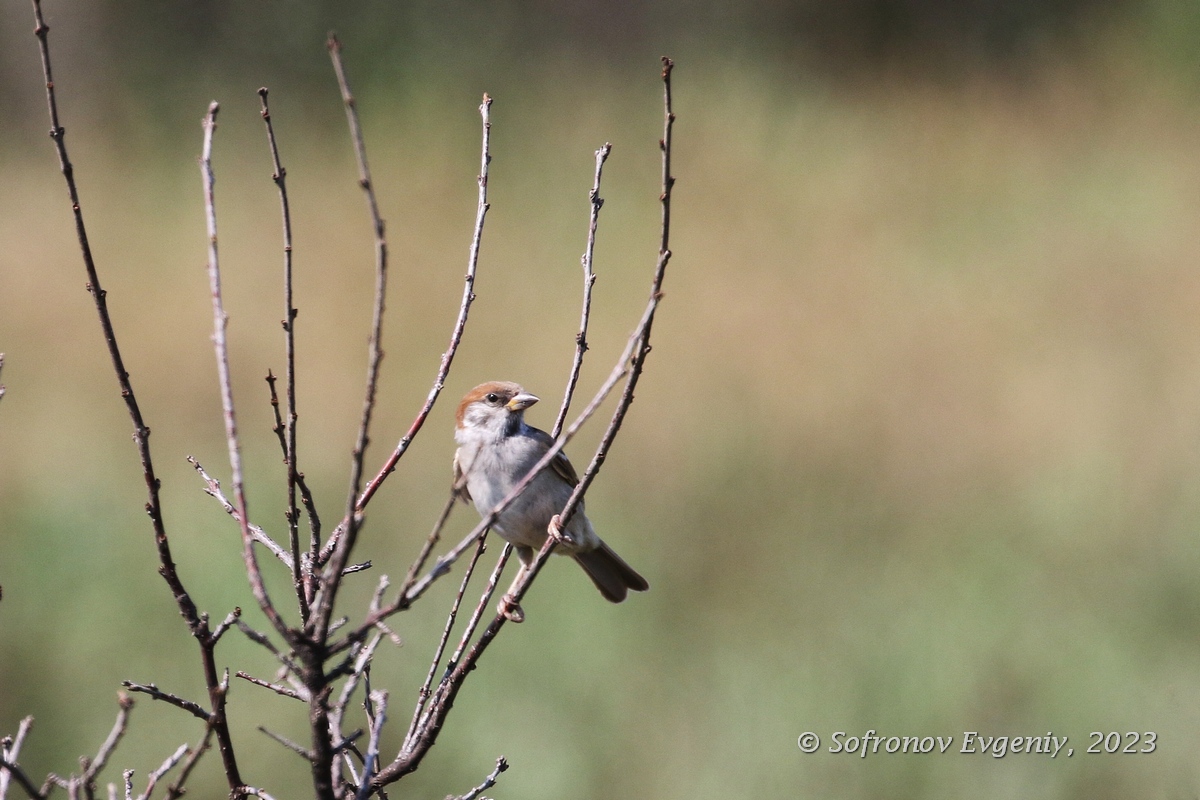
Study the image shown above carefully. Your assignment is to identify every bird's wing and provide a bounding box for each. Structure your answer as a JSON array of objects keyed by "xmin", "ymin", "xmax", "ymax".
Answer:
[
  {"xmin": 528, "ymin": 426, "xmax": 579, "ymax": 487},
  {"xmin": 452, "ymin": 450, "xmax": 472, "ymax": 503}
]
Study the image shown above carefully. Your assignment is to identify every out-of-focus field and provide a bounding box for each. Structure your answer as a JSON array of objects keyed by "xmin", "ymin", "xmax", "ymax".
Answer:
[{"xmin": 5, "ymin": 3, "xmax": 1200, "ymax": 798}]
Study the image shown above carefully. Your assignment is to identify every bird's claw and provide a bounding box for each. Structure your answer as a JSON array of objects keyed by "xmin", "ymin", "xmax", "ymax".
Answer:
[
  {"xmin": 548, "ymin": 514, "xmax": 574, "ymax": 546},
  {"xmin": 498, "ymin": 593, "xmax": 525, "ymax": 623}
]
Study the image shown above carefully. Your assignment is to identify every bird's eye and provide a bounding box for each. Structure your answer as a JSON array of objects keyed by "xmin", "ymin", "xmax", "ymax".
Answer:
[{"xmin": 485, "ymin": 393, "xmax": 499, "ymax": 404}]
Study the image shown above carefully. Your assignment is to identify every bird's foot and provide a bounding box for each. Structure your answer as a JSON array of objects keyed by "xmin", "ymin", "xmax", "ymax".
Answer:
[
  {"xmin": 497, "ymin": 593, "xmax": 525, "ymax": 623},
  {"xmin": 548, "ymin": 514, "xmax": 574, "ymax": 547}
]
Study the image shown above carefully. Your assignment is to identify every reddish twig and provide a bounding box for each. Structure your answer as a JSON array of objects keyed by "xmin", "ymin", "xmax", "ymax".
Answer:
[
  {"xmin": 81, "ymin": 693, "xmax": 134, "ymax": 797},
  {"xmin": 258, "ymin": 88, "xmax": 309, "ymax": 620},
  {"xmin": 351, "ymin": 93, "xmax": 493, "ymax": 517},
  {"xmin": 0, "ymin": 717, "xmax": 40, "ymax": 800},
  {"xmin": 319, "ymin": 92, "xmax": 494, "ymax": 572}
]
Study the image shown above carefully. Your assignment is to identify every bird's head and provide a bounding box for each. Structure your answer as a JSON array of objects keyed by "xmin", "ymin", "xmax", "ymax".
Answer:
[{"xmin": 455, "ymin": 381, "xmax": 539, "ymax": 441}]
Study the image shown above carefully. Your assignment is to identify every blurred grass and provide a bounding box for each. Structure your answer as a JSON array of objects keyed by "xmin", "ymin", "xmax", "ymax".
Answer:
[{"xmin": 7, "ymin": 2, "xmax": 1200, "ymax": 799}]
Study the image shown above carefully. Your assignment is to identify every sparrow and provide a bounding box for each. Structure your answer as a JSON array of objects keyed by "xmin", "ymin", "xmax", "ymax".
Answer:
[{"xmin": 453, "ymin": 381, "xmax": 649, "ymax": 620}]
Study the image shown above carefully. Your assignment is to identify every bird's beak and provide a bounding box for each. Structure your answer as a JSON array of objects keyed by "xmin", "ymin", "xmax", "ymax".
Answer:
[{"xmin": 507, "ymin": 392, "xmax": 539, "ymax": 412}]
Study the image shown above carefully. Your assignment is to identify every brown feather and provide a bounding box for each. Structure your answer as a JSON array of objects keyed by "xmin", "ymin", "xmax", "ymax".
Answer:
[{"xmin": 573, "ymin": 541, "xmax": 650, "ymax": 603}]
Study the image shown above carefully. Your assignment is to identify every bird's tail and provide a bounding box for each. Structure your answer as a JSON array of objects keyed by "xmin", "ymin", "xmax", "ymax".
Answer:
[{"xmin": 574, "ymin": 541, "xmax": 650, "ymax": 603}]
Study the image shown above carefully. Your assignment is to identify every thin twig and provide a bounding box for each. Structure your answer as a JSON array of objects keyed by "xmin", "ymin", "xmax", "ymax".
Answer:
[
  {"xmin": 188, "ymin": 457, "xmax": 293, "ymax": 568},
  {"xmin": 553, "ymin": 143, "xmax": 610, "ymax": 439},
  {"xmin": 135, "ymin": 743, "xmax": 189, "ymax": 800},
  {"xmin": 347, "ymin": 92, "xmax": 493, "ymax": 525},
  {"xmin": 0, "ymin": 757, "xmax": 42, "ymax": 800},
  {"xmin": 447, "ymin": 543, "xmax": 511, "ymax": 673},
  {"xmin": 445, "ymin": 757, "xmax": 508, "ymax": 800},
  {"xmin": 211, "ymin": 608, "xmax": 243, "ymax": 644},
  {"xmin": 83, "ymin": 694, "xmax": 134, "ymax": 786},
  {"xmin": 241, "ymin": 788, "xmax": 280, "ymax": 800},
  {"xmin": 258, "ymin": 88, "xmax": 308, "ymax": 619},
  {"xmin": 354, "ymin": 691, "xmax": 388, "ymax": 800},
  {"xmin": 396, "ymin": 492, "xmax": 457, "ymax": 600},
  {"xmin": 310, "ymin": 34, "xmax": 391, "ymax": 655},
  {"xmin": 0, "ymin": 354, "xmax": 6, "ymax": 406},
  {"xmin": 257, "ymin": 728, "xmax": 314, "ymax": 762},
  {"xmin": 0, "ymin": 717, "xmax": 34, "ymax": 800},
  {"xmin": 121, "ymin": 683, "xmax": 210, "ymax": 723},
  {"xmin": 235, "ymin": 621, "xmax": 306, "ymax": 689},
  {"xmin": 236, "ymin": 672, "xmax": 308, "ymax": 702},
  {"xmin": 201, "ymin": 102, "xmax": 289, "ymax": 639},
  {"xmin": 265, "ymin": 374, "xmax": 322, "ymax": 580},
  {"xmin": 30, "ymin": 6, "xmax": 244, "ymax": 790},
  {"xmin": 403, "ymin": 534, "xmax": 489, "ymax": 749},
  {"xmin": 164, "ymin": 726, "xmax": 214, "ymax": 800}
]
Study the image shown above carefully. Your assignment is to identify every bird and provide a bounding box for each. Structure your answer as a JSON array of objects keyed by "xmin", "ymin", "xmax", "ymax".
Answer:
[{"xmin": 453, "ymin": 381, "xmax": 649, "ymax": 621}]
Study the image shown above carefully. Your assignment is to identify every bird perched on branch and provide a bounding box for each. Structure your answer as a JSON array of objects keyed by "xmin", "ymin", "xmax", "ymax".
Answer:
[{"xmin": 454, "ymin": 381, "xmax": 649, "ymax": 621}]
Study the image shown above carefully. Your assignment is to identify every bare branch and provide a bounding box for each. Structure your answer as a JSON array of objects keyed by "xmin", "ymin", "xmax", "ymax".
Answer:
[
  {"xmin": 211, "ymin": 608, "xmax": 242, "ymax": 645},
  {"xmin": 397, "ymin": 492, "xmax": 457, "ymax": 600},
  {"xmin": 445, "ymin": 757, "xmax": 508, "ymax": 800},
  {"xmin": 258, "ymin": 87, "xmax": 309, "ymax": 619},
  {"xmin": 0, "ymin": 354, "xmax": 6, "ymax": 406},
  {"xmin": 402, "ymin": 534, "xmax": 490, "ymax": 750},
  {"xmin": 447, "ymin": 543, "xmax": 511, "ymax": 671},
  {"xmin": 311, "ymin": 33, "xmax": 391, "ymax": 646},
  {"xmin": 188, "ymin": 457, "xmax": 293, "ymax": 568},
  {"xmin": 242, "ymin": 788, "xmax": 280, "ymax": 800},
  {"xmin": 553, "ymin": 143, "xmax": 611, "ymax": 438},
  {"xmin": 236, "ymin": 672, "xmax": 309, "ymax": 702},
  {"xmin": 235, "ymin": 621, "xmax": 306, "ymax": 687},
  {"xmin": 29, "ymin": 5, "xmax": 245, "ymax": 789},
  {"xmin": 135, "ymin": 743, "xmax": 189, "ymax": 800},
  {"xmin": 0, "ymin": 717, "xmax": 35, "ymax": 800},
  {"xmin": 257, "ymin": 728, "xmax": 314, "ymax": 762},
  {"xmin": 201, "ymin": 102, "xmax": 289, "ymax": 639},
  {"xmin": 354, "ymin": 691, "xmax": 388, "ymax": 800},
  {"xmin": 0, "ymin": 756, "xmax": 43, "ymax": 800},
  {"xmin": 265, "ymin": 373, "xmax": 322, "ymax": 587},
  {"xmin": 349, "ymin": 92, "xmax": 493, "ymax": 521},
  {"xmin": 121, "ymin": 683, "xmax": 210, "ymax": 723},
  {"xmin": 164, "ymin": 726, "xmax": 214, "ymax": 800},
  {"xmin": 83, "ymin": 694, "xmax": 134, "ymax": 785}
]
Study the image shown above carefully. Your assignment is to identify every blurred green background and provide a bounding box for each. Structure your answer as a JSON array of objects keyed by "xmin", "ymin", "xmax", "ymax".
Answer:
[{"xmin": 6, "ymin": 1, "xmax": 1200, "ymax": 798}]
